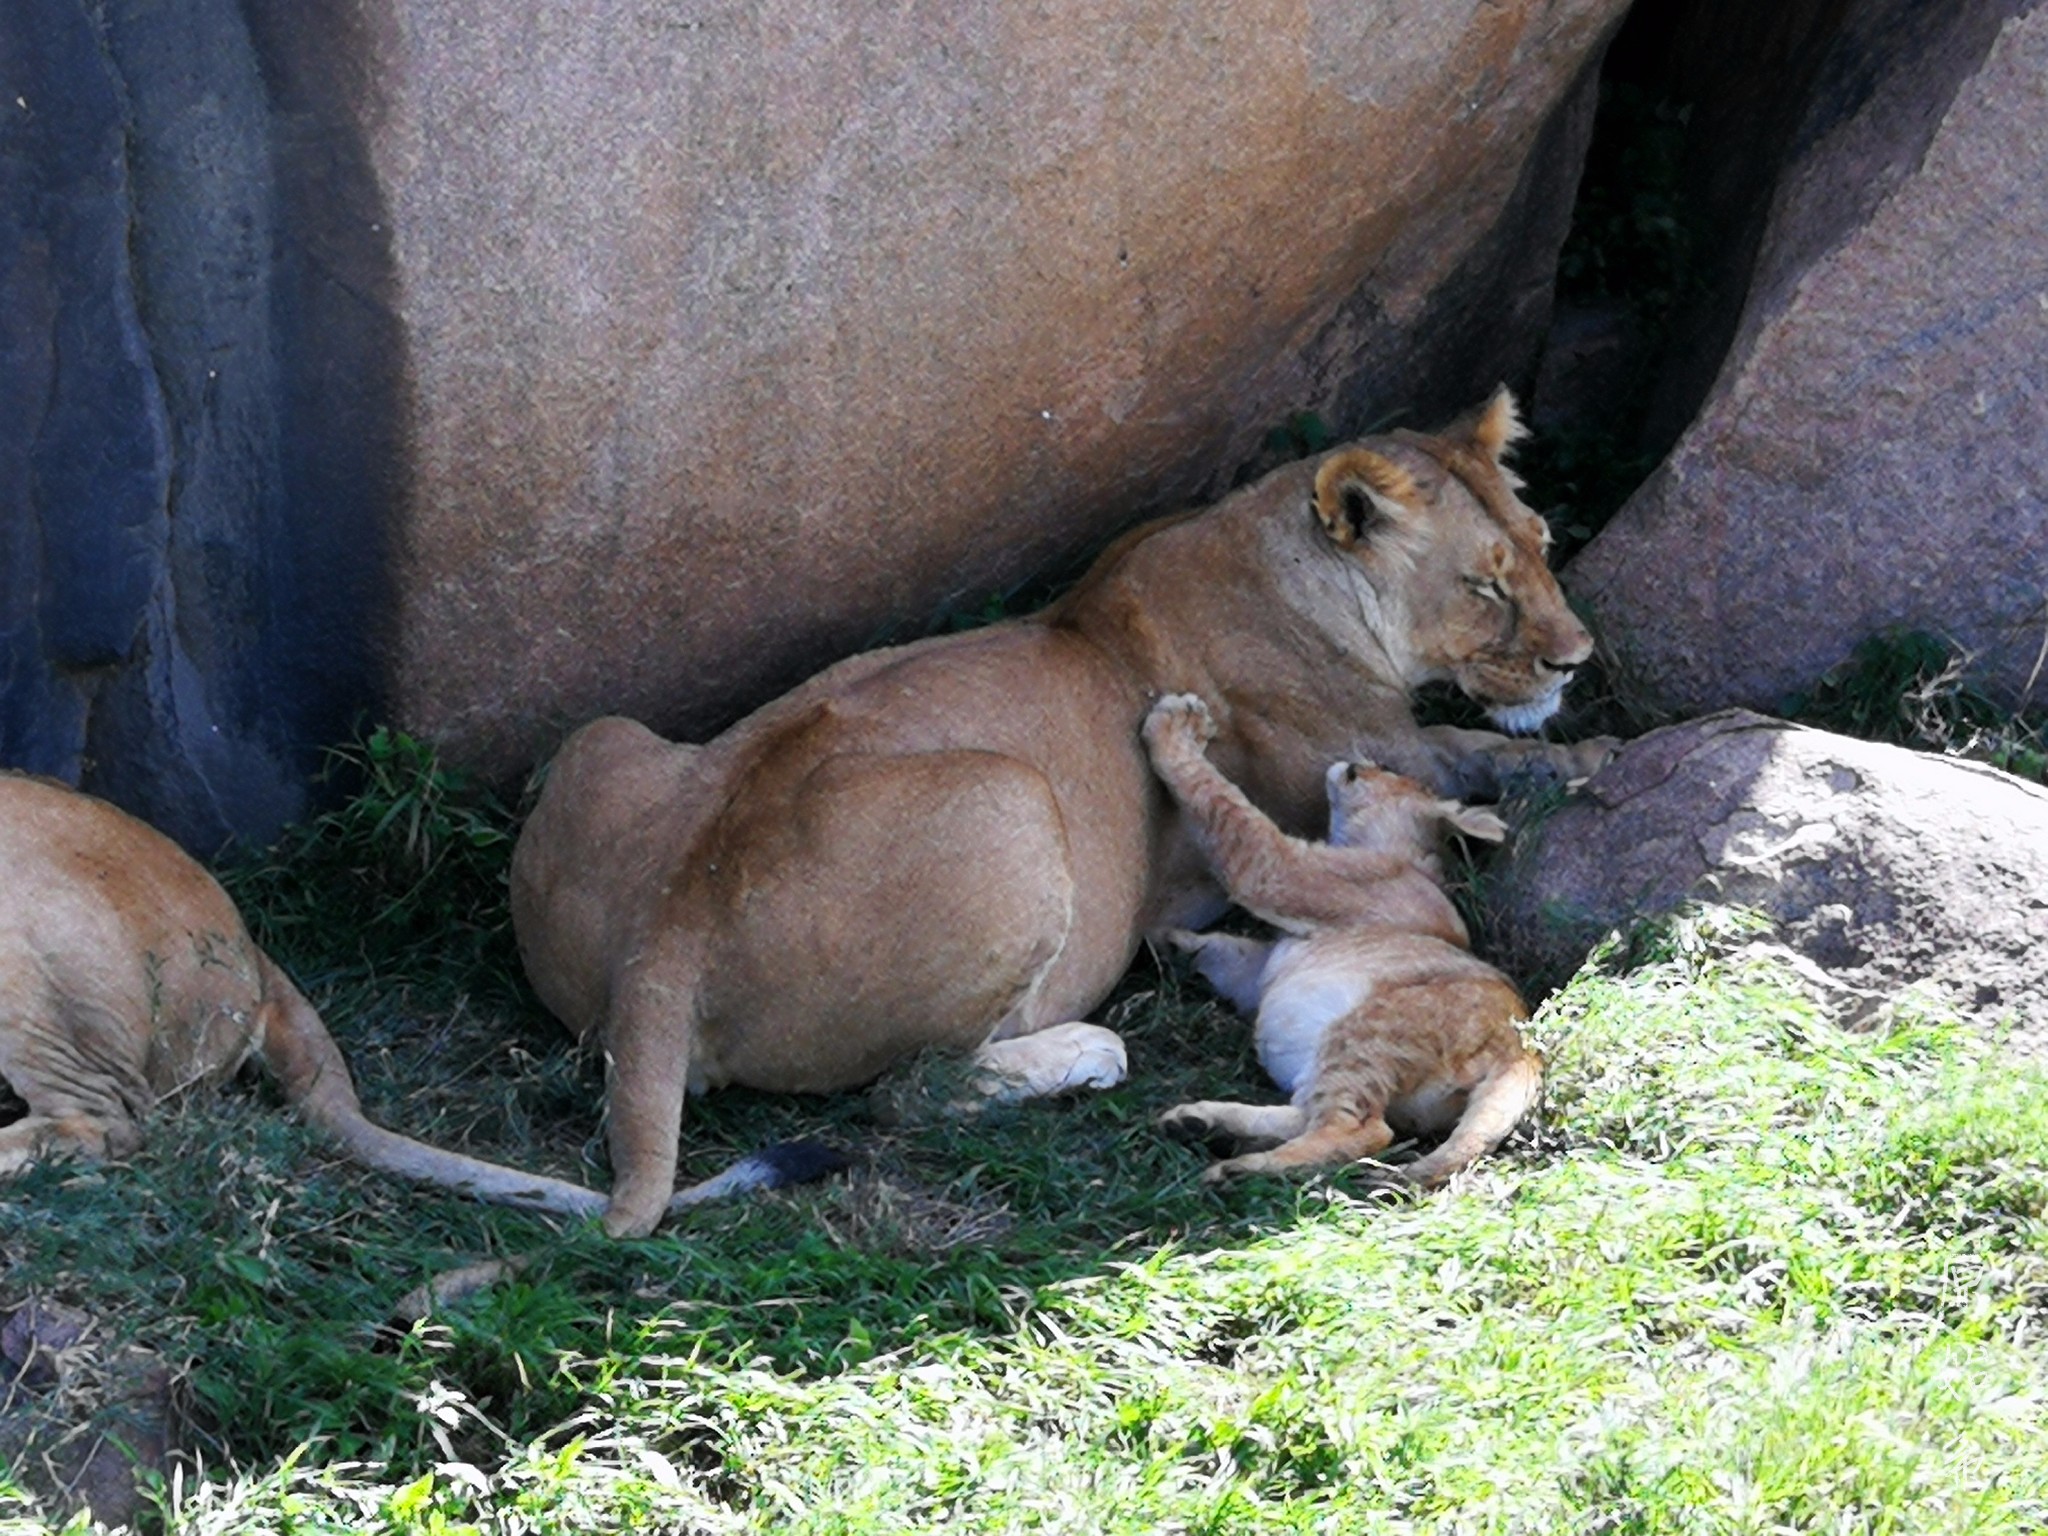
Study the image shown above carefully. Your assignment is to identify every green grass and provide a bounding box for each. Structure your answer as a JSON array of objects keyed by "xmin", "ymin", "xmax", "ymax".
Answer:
[{"xmin": 7, "ymin": 865, "xmax": 2048, "ymax": 1533}]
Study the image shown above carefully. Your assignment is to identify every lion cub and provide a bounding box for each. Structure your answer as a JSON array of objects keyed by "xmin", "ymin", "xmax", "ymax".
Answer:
[{"xmin": 1143, "ymin": 694, "xmax": 1539, "ymax": 1186}]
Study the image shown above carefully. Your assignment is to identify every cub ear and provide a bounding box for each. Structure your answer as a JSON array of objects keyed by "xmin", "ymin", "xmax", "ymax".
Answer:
[
  {"xmin": 1467, "ymin": 385, "xmax": 1528, "ymax": 463},
  {"xmin": 1440, "ymin": 802, "xmax": 1509, "ymax": 844},
  {"xmin": 1312, "ymin": 449, "xmax": 1417, "ymax": 549}
]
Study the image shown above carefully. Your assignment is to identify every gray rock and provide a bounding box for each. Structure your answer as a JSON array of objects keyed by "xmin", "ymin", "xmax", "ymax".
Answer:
[
  {"xmin": 1567, "ymin": 2, "xmax": 2048, "ymax": 719},
  {"xmin": 0, "ymin": 0, "xmax": 396, "ymax": 853},
  {"xmin": 1488, "ymin": 711, "xmax": 2048, "ymax": 1047}
]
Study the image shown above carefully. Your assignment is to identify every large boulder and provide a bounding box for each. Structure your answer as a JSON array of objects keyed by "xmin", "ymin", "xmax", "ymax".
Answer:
[
  {"xmin": 1488, "ymin": 711, "xmax": 2048, "ymax": 1049},
  {"xmin": 369, "ymin": 0, "xmax": 1627, "ymax": 775},
  {"xmin": 1566, "ymin": 2, "xmax": 2048, "ymax": 718},
  {"xmin": 4, "ymin": 0, "xmax": 1630, "ymax": 839}
]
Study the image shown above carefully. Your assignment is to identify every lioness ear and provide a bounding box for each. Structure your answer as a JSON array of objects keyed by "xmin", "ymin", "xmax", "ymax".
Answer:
[
  {"xmin": 1312, "ymin": 449, "xmax": 1417, "ymax": 549},
  {"xmin": 1440, "ymin": 803, "xmax": 1509, "ymax": 844},
  {"xmin": 1468, "ymin": 386, "xmax": 1528, "ymax": 463}
]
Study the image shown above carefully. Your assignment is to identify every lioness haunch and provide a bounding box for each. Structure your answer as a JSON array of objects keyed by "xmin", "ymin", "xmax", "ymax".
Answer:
[
  {"xmin": 0, "ymin": 774, "xmax": 839, "ymax": 1210},
  {"xmin": 513, "ymin": 389, "xmax": 1609, "ymax": 1235},
  {"xmin": 1143, "ymin": 694, "xmax": 1539, "ymax": 1185}
]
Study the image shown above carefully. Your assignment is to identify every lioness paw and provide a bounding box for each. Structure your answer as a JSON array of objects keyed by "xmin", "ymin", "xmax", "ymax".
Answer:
[
  {"xmin": 1564, "ymin": 735, "xmax": 1623, "ymax": 785},
  {"xmin": 1143, "ymin": 693, "xmax": 1216, "ymax": 750},
  {"xmin": 972, "ymin": 1022, "xmax": 1128, "ymax": 1104}
]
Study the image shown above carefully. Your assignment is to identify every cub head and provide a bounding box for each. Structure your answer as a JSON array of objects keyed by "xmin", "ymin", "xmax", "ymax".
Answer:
[
  {"xmin": 1324, "ymin": 758, "xmax": 1510, "ymax": 860},
  {"xmin": 1311, "ymin": 388, "xmax": 1592, "ymax": 733}
]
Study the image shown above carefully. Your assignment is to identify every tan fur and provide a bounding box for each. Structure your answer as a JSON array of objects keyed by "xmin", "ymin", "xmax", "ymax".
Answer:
[
  {"xmin": 512, "ymin": 391, "xmax": 1597, "ymax": 1236},
  {"xmin": 0, "ymin": 773, "xmax": 641, "ymax": 1216},
  {"xmin": 1144, "ymin": 694, "xmax": 1540, "ymax": 1187}
]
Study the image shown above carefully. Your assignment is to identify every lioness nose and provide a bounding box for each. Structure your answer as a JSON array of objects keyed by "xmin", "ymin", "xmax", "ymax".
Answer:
[{"xmin": 1539, "ymin": 620, "xmax": 1594, "ymax": 675}]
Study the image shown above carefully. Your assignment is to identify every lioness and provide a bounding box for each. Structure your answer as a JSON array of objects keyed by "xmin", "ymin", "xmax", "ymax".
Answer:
[
  {"xmin": 0, "ymin": 773, "xmax": 824, "ymax": 1214},
  {"xmin": 512, "ymin": 388, "xmax": 1604, "ymax": 1237},
  {"xmin": 1143, "ymin": 694, "xmax": 1539, "ymax": 1185}
]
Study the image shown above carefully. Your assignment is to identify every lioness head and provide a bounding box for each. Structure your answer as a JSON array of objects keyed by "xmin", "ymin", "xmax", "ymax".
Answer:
[
  {"xmin": 1310, "ymin": 389, "xmax": 1592, "ymax": 733},
  {"xmin": 1324, "ymin": 759, "xmax": 1510, "ymax": 858}
]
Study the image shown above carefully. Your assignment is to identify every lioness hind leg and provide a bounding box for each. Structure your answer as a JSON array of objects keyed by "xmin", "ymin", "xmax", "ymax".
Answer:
[
  {"xmin": 1157, "ymin": 1099, "xmax": 1307, "ymax": 1153},
  {"xmin": 972, "ymin": 1022, "xmax": 1128, "ymax": 1104},
  {"xmin": 0, "ymin": 1112, "xmax": 132, "ymax": 1178},
  {"xmin": 1205, "ymin": 1109, "xmax": 1395, "ymax": 1183}
]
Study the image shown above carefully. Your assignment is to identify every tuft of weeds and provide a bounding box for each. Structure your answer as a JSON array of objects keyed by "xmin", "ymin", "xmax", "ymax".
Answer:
[
  {"xmin": 218, "ymin": 726, "xmax": 525, "ymax": 998},
  {"xmin": 1784, "ymin": 628, "xmax": 2048, "ymax": 782}
]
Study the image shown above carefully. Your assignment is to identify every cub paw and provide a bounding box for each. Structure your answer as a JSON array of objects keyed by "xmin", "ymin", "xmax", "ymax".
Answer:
[
  {"xmin": 1142, "ymin": 693, "xmax": 1216, "ymax": 750},
  {"xmin": 1157, "ymin": 1102, "xmax": 1212, "ymax": 1138},
  {"xmin": 1158, "ymin": 1101, "xmax": 1248, "ymax": 1159},
  {"xmin": 1203, "ymin": 1153, "xmax": 1271, "ymax": 1184},
  {"xmin": 1346, "ymin": 1162, "xmax": 1423, "ymax": 1200}
]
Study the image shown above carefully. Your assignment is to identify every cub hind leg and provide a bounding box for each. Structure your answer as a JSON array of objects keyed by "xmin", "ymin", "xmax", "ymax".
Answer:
[
  {"xmin": 1204, "ymin": 1108, "xmax": 1396, "ymax": 1183},
  {"xmin": 1324, "ymin": 978, "xmax": 1539, "ymax": 1190},
  {"xmin": 1368, "ymin": 1052, "xmax": 1541, "ymax": 1190},
  {"xmin": 1157, "ymin": 1098, "xmax": 1307, "ymax": 1153}
]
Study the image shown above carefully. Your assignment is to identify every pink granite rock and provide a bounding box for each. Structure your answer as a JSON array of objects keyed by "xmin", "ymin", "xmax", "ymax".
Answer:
[
  {"xmin": 1568, "ymin": 6, "xmax": 2048, "ymax": 718},
  {"xmin": 334, "ymin": 1, "xmax": 1628, "ymax": 773}
]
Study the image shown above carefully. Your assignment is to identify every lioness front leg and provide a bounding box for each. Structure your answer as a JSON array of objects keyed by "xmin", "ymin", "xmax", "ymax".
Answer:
[{"xmin": 1416, "ymin": 725, "xmax": 1619, "ymax": 801}]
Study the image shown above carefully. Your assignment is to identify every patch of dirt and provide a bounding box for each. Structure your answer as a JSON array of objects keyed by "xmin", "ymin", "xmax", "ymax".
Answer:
[
  {"xmin": 817, "ymin": 1172, "xmax": 1015, "ymax": 1256},
  {"xmin": 0, "ymin": 1300, "xmax": 177, "ymax": 1529}
]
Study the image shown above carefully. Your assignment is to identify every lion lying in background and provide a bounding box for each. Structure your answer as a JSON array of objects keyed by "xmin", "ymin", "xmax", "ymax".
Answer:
[
  {"xmin": 513, "ymin": 389, "xmax": 1606, "ymax": 1235},
  {"xmin": 0, "ymin": 773, "xmax": 824, "ymax": 1213},
  {"xmin": 1143, "ymin": 693, "xmax": 1540, "ymax": 1185}
]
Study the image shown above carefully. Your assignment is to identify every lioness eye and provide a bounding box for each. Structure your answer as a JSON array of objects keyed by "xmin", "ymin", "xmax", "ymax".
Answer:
[{"xmin": 1467, "ymin": 577, "xmax": 1509, "ymax": 604}]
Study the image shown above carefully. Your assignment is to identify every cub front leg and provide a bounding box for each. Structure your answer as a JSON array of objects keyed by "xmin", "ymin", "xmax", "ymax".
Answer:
[{"xmin": 1143, "ymin": 695, "xmax": 1336, "ymax": 930}]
